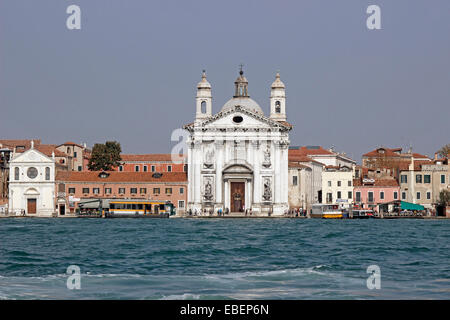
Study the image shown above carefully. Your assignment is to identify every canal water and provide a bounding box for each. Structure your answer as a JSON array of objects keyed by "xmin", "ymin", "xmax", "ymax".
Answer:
[{"xmin": 0, "ymin": 218, "xmax": 448, "ymax": 299}]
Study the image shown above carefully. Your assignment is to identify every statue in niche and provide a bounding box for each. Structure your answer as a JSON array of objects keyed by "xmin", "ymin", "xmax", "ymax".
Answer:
[
  {"xmin": 262, "ymin": 178, "xmax": 272, "ymax": 201},
  {"xmin": 203, "ymin": 146, "xmax": 214, "ymax": 169},
  {"xmin": 203, "ymin": 179, "xmax": 213, "ymax": 201},
  {"xmin": 262, "ymin": 145, "xmax": 271, "ymax": 168}
]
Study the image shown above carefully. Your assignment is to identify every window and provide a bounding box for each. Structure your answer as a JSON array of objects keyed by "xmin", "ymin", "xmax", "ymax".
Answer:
[
  {"xmin": 153, "ymin": 188, "xmax": 160, "ymax": 194},
  {"xmin": 441, "ymin": 175, "xmax": 445, "ymax": 184},
  {"xmin": 67, "ymin": 147, "xmax": 70, "ymax": 154},
  {"xmin": 74, "ymin": 152, "xmax": 77, "ymax": 158},
  {"xmin": 119, "ymin": 188, "xmax": 125, "ymax": 194},
  {"xmin": 151, "ymin": 165, "xmax": 155, "ymax": 172},
  {"xmin": 140, "ymin": 188, "xmax": 147, "ymax": 194},
  {"xmin": 368, "ymin": 192, "xmax": 374, "ymax": 202},
  {"xmin": 105, "ymin": 188, "xmax": 112, "ymax": 194},
  {"xmin": 143, "ymin": 165, "xmax": 148, "ymax": 172},
  {"xmin": 275, "ymin": 101, "xmax": 281, "ymax": 113},
  {"xmin": 400, "ymin": 175, "xmax": 408, "ymax": 183},
  {"xmin": 416, "ymin": 174, "xmax": 422, "ymax": 183},
  {"xmin": 293, "ymin": 176, "xmax": 298, "ymax": 186},
  {"xmin": 426, "ymin": 192, "xmax": 431, "ymax": 200},
  {"xmin": 326, "ymin": 193, "xmax": 332, "ymax": 203},
  {"xmin": 201, "ymin": 101, "xmax": 206, "ymax": 113},
  {"xmin": 180, "ymin": 187, "xmax": 184, "ymax": 194},
  {"xmin": 337, "ymin": 181, "xmax": 341, "ymax": 187},
  {"xmin": 178, "ymin": 200, "xmax": 185, "ymax": 208},
  {"xmin": 78, "ymin": 166, "xmax": 82, "ymax": 171},
  {"xmin": 424, "ymin": 175, "xmax": 431, "ymax": 183},
  {"xmin": 337, "ymin": 191, "xmax": 342, "ymax": 199},
  {"xmin": 355, "ymin": 192, "xmax": 361, "ymax": 202},
  {"xmin": 135, "ymin": 165, "xmax": 140, "ymax": 172},
  {"xmin": 184, "ymin": 164, "xmax": 188, "ymax": 172},
  {"xmin": 45, "ymin": 167, "xmax": 50, "ymax": 180},
  {"xmin": 167, "ymin": 165, "xmax": 172, "ymax": 172},
  {"xmin": 348, "ymin": 180, "xmax": 352, "ymax": 187},
  {"xmin": 131, "ymin": 188, "xmax": 137, "ymax": 194},
  {"xmin": 394, "ymin": 191, "xmax": 398, "ymax": 200},
  {"xmin": 402, "ymin": 192, "xmax": 406, "ymax": 200},
  {"xmin": 328, "ymin": 181, "xmax": 331, "ymax": 187},
  {"xmin": 166, "ymin": 188, "xmax": 172, "ymax": 194},
  {"xmin": 68, "ymin": 188, "xmax": 75, "ymax": 194},
  {"xmin": 93, "ymin": 188, "xmax": 100, "ymax": 194},
  {"xmin": 380, "ymin": 191, "xmax": 384, "ymax": 200},
  {"xmin": 14, "ymin": 167, "xmax": 19, "ymax": 180},
  {"xmin": 119, "ymin": 165, "xmax": 123, "ymax": 172},
  {"xmin": 82, "ymin": 188, "xmax": 89, "ymax": 194},
  {"xmin": 348, "ymin": 191, "xmax": 352, "ymax": 199},
  {"xmin": 416, "ymin": 192, "xmax": 421, "ymax": 200}
]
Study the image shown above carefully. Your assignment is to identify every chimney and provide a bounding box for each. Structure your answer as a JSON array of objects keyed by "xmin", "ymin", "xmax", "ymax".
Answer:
[{"xmin": 434, "ymin": 152, "xmax": 438, "ymax": 161}]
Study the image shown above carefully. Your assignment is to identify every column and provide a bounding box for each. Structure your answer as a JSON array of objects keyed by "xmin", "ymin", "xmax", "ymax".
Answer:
[
  {"xmin": 252, "ymin": 140, "xmax": 260, "ymax": 203},
  {"xmin": 274, "ymin": 141, "xmax": 281, "ymax": 204},
  {"xmin": 215, "ymin": 140, "xmax": 224, "ymax": 205}
]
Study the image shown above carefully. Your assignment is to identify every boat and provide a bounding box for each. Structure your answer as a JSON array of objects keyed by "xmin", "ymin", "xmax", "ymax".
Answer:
[
  {"xmin": 311, "ymin": 204, "xmax": 344, "ymax": 219},
  {"xmin": 76, "ymin": 199, "xmax": 175, "ymax": 218},
  {"xmin": 351, "ymin": 209, "xmax": 375, "ymax": 219}
]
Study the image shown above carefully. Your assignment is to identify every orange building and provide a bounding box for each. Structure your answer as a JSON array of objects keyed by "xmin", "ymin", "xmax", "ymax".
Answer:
[{"xmin": 55, "ymin": 171, "xmax": 187, "ymax": 215}]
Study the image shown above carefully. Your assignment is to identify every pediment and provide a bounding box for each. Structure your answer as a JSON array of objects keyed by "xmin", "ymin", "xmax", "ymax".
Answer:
[
  {"xmin": 11, "ymin": 149, "xmax": 53, "ymax": 163},
  {"xmin": 187, "ymin": 106, "xmax": 290, "ymax": 131}
]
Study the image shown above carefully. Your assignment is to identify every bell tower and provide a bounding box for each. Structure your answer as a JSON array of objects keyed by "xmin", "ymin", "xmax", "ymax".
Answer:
[
  {"xmin": 269, "ymin": 72, "xmax": 286, "ymax": 121},
  {"xmin": 234, "ymin": 65, "xmax": 249, "ymax": 98},
  {"xmin": 196, "ymin": 70, "xmax": 212, "ymax": 120}
]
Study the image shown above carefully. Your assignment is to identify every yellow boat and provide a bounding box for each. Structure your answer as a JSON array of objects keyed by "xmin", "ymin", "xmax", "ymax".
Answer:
[{"xmin": 312, "ymin": 204, "xmax": 344, "ymax": 219}]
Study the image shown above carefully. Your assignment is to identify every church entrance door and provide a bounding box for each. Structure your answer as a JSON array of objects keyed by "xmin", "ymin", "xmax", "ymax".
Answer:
[{"xmin": 230, "ymin": 182, "xmax": 245, "ymax": 212}]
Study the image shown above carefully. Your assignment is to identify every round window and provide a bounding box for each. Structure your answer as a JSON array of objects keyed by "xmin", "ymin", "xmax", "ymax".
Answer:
[
  {"xmin": 27, "ymin": 167, "xmax": 38, "ymax": 179},
  {"xmin": 232, "ymin": 115, "xmax": 243, "ymax": 124}
]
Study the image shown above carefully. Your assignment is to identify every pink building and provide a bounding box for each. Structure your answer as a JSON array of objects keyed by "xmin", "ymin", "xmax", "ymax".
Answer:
[{"xmin": 353, "ymin": 178, "xmax": 400, "ymax": 212}]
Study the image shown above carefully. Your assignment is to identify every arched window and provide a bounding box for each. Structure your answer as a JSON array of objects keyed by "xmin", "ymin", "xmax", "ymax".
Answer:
[
  {"xmin": 275, "ymin": 101, "xmax": 281, "ymax": 113},
  {"xmin": 14, "ymin": 167, "xmax": 19, "ymax": 180},
  {"xmin": 45, "ymin": 167, "xmax": 50, "ymax": 180},
  {"xmin": 201, "ymin": 101, "xmax": 206, "ymax": 113}
]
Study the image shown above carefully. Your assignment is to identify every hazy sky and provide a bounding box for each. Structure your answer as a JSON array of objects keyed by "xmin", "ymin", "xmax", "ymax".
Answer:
[{"xmin": 1, "ymin": 0, "xmax": 449, "ymax": 162}]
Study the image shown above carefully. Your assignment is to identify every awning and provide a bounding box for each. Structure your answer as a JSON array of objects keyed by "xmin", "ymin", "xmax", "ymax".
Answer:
[{"xmin": 400, "ymin": 201, "xmax": 425, "ymax": 211}]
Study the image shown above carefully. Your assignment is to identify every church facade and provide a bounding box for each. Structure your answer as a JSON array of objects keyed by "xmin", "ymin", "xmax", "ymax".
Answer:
[{"xmin": 184, "ymin": 69, "xmax": 292, "ymax": 215}]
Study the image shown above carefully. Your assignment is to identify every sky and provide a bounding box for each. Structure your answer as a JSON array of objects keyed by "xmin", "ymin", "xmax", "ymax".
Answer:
[{"xmin": 0, "ymin": 0, "xmax": 449, "ymax": 162}]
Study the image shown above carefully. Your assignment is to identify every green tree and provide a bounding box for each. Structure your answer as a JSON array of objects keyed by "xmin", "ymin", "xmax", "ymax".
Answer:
[
  {"xmin": 88, "ymin": 141, "xmax": 122, "ymax": 171},
  {"xmin": 436, "ymin": 144, "xmax": 450, "ymax": 158}
]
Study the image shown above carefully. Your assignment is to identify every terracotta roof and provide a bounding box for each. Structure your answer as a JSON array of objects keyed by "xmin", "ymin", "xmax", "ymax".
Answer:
[
  {"xmin": 289, "ymin": 146, "xmax": 334, "ymax": 156},
  {"xmin": 57, "ymin": 141, "xmax": 84, "ymax": 148},
  {"xmin": 398, "ymin": 160, "xmax": 438, "ymax": 171},
  {"xmin": 56, "ymin": 171, "xmax": 188, "ymax": 183},
  {"xmin": 363, "ymin": 147, "xmax": 403, "ymax": 158},
  {"xmin": 288, "ymin": 162, "xmax": 311, "ymax": 169},
  {"xmin": 288, "ymin": 154, "xmax": 325, "ymax": 166},
  {"xmin": 0, "ymin": 139, "xmax": 41, "ymax": 149},
  {"xmin": 120, "ymin": 154, "xmax": 186, "ymax": 162},
  {"xmin": 35, "ymin": 145, "xmax": 68, "ymax": 157},
  {"xmin": 353, "ymin": 178, "xmax": 399, "ymax": 187}
]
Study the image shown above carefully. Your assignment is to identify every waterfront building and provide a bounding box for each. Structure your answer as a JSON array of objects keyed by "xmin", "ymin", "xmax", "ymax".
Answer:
[
  {"xmin": 321, "ymin": 165, "xmax": 354, "ymax": 209},
  {"xmin": 8, "ymin": 141, "xmax": 56, "ymax": 216},
  {"xmin": 288, "ymin": 155, "xmax": 324, "ymax": 210},
  {"xmin": 184, "ymin": 69, "xmax": 292, "ymax": 215},
  {"xmin": 353, "ymin": 178, "xmax": 400, "ymax": 212},
  {"xmin": 399, "ymin": 157, "xmax": 449, "ymax": 210},
  {"xmin": 55, "ymin": 171, "xmax": 187, "ymax": 215},
  {"xmin": 114, "ymin": 154, "xmax": 187, "ymax": 173}
]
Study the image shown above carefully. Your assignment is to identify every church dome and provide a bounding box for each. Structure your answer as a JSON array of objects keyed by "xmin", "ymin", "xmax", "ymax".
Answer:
[{"xmin": 221, "ymin": 97, "xmax": 264, "ymax": 115}]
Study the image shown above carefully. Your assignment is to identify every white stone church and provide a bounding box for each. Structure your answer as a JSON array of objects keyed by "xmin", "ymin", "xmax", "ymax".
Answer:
[{"xmin": 184, "ymin": 69, "xmax": 292, "ymax": 215}]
